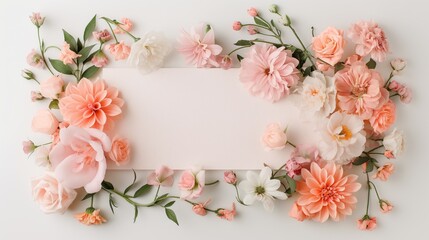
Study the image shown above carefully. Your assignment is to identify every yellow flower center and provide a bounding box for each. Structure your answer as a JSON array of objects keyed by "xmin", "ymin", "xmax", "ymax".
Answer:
[{"xmin": 337, "ymin": 125, "xmax": 352, "ymax": 141}]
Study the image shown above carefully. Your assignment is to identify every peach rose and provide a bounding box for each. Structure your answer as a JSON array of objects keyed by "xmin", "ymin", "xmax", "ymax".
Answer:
[
  {"xmin": 108, "ymin": 41, "xmax": 131, "ymax": 60},
  {"xmin": 178, "ymin": 167, "xmax": 205, "ymax": 199},
  {"xmin": 31, "ymin": 172, "xmax": 77, "ymax": 213},
  {"xmin": 261, "ymin": 123, "xmax": 287, "ymax": 151},
  {"xmin": 108, "ymin": 137, "xmax": 130, "ymax": 166},
  {"xmin": 40, "ymin": 76, "xmax": 64, "ymax": 99},
  {"xmin": 31, "ymin": 109, "xmax": 59, "ymax": 135},
  {"xmin": 369, "ymin": 100, "xmax": 396, "ymax": 134},
  {"xmin": 312, "ymin": 27, "xmax": 345, "ymax": 71},
  {"xmin": 373, "ymin": 163, "xmax": 394, "ymax": 181}
]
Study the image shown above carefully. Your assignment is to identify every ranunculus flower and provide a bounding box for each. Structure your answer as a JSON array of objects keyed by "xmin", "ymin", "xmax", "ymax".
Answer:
[
  {"xmin": 113, "ymin": 18, "xmax": 133, "ymax": 34},
  {"xmin": 108, "ymin": 41, "xmax": 131, "ymax": 60},
  {"xmin": 261, "ymin": 123, "xmax": 287, "ymax": 151},
  {"xmin": 373, "ymin": 163, "xmax": 394, "ymax": 181},
  {"xmin": 177, "ymin": 24, "xmax": 223, "ymax": 68},
  {"xmin": 217, "ymin": 203, "xmax": 236, "ymax": 221},
  {"xmin": 223, "ymin": 170, "xmax": 237, "ymax": 185},
  {"xmin": 312, "ymin": 27, "xmax": 345, "ymax": 71},
  {"xmin": 335, "ymin": 62, "xmax": 389, "ymax": 120},
  {"xmin": 91, "ymin": 50, "xmax": 109, "ymax": 67},
  {"xmin": 348, "ymin": 20, "xmax": 389, "ymax": 62},
  {"xmin": 59, "ymin": 78, "xmax": 124, "ymax": 131},
  {"xmin": 31, "ymin": 109, "xmax": 59, "ymax": 135},
  {"xmin": 108, "ymin": 137, "xmax": 130, "ymax": 166},
  {"xmin": 27, "ymin": 49, "xmax": 45, "ymax": 68},
  {"xmin": 239, "ymin": 44, "xmax": 300, "ymax": 102},
  {"xmin": 128, "ymin": 31, "xmax": 171, "ymax": 74},
  {"xmin": 49, "ymin": 126, "xmax": 111, "ymax": 193},
  {"xmin": 192, "ymin": 199, "xmax": 210, "ymax": 216},
  {"xmin": 59, "ymin": 42, "xmax": 81, "ymax": 65},
  {"xmin": 383, "ymin": 128, "xmax": 405, "ymax": 157},
  {"xmin": 357, "ymin": 216, "xmax": 377, "ymax": 231},
  {"xmin": 30, "ymin": 12, "xmax": 45, "ymax": 27},
  {"xmin": 40, "ymin": 76, "xmax": 64, "ymax": 99},
  {"xmin": 75, "ymin": 209, "xmax": 107, "ymax": 225},
  {"xmin": 147, "ymin": 165, "xmax": 174, "ymax": 187},
  {"xmin": 31, "ymin": 172, "xmax": 77, "ymax": 214},
  {"xmin": 92, "ymin": 29, "xmax": 112, "ymax": 43},
  {"xmin": 178, "ymin": 167, "xmax": 205, "ymax": 199},
  {"xmin": 369, "ymin": 100, "xmax": 396, "ymax": 134}
]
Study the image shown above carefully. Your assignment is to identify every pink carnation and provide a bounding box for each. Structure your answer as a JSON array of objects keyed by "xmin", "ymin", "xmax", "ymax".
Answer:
[
  {"xmin": 108, "ymin": 41, "xmax": 131, "ymax": 61},
  {"xmin": 113, "ymin": 18, "xmax": 133, "ymax": 34},
  {"xmin": 239, "ymin": 44, "xmax": 300, "ymax": 102},
  {"xmin": 348, "ymin": 21, "xmax": 389, "ymax": 62},
  {"xmin": 59, "ymin": 42, "xmax": 81, "ymax": 65}
]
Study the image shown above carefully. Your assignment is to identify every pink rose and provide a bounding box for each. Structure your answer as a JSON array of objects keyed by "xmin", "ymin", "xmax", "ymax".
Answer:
[
  {"xmin": 114, "ymin": 18, "xmax": 133, "ymax": 34},
  {"xmin": 192, "ymin": 199, "xmax": 210, "ymax": 216},
  {"xmin": 357, "ymin": 216, "xmax": 377, "ymax": 231},
  {"xmin": 285, "ymin": 159, "xmax": 302, "ymax": 178},
  {"xmin": 232, "ymin": 21, "xmax": 242, "ymax": 31},
  {"xmin": 108, "ymin": 137, "xmax": 130, "ymax": 166},
  {"xmin": 147, "ymin": 165, "xmax": 174, "ymax": 187},
  {"xmin": 261, "ymin": 123, "xmax": 287, "ymax": 151},
  {"xmin": 59, "ymin": 42, "xmax": 81, "ymax": 65},
  {"xmin": 247, "ymin": 7, "xmax": 258, "ymax": 17},
  {"xmin": 348, "ymin": 21, "xmax": 389, "ymax": 62},
  {"xmin": 40, "ymin": 76, "xmax": 64, "ymax": 99},
  {"xmin": 217, "ymin": 203, "xmax": 236, "ymax": 221},
  {"xmin": 223, "ymin": 170, "xmax": 237, "ymax": 185},
  {"xmin": 289, "ymin": 201, "xmax": 309, "ymax": 221},
  {"xmin": 27, "ymin": 49, "xmax": 45, "ymax": 68},
  {"xmin": 93, "ymin": 29, "xmax": 112, "ymax": 43},
  {"xmin": 178, "ymin": 167, "xmax": 205, "ymax": 199},
  {"xmin": 108, "ymin": 41, "xmax": 131, "ymax": 60},
  {"xmin": 31, "ymin": 172, "xmax": 77, "ymax": 213},
  {"xmin": 91, "ymin": 50, "xmax": 109, "ymax": 67},
  {"xmin": 217, "ymin": 55, "xmax": 232, "ymax": 70},
  {"xmin": 312, "ymin": 27, "xmax": 345, "ymax": 70},
  {"xmin": 369, "ymin": 100, "xmax": 396, "ymax": 134},
  {"xmin": 32, "ymin": 109, "xmax": 59, "ymax": 135},
  {"xmin": 49, "ymin": 126, "xmax": 111, "ymax": 193}
]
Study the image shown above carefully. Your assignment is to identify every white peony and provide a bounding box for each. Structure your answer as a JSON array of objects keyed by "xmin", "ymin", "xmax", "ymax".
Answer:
[
  {"xmin": 299, "ymin": 71, "xmax": 336, "ymax": 117},
  {"xmin": 383, "ymin": 128, "xmax": 405, "ymax": 157},
  {"xmin": 128, "ymin": 31, "xmax": 171, "ymax": 74},
  {"xmin": 319, "ymin": 112, "xmax": 366, "ymax": 164}
]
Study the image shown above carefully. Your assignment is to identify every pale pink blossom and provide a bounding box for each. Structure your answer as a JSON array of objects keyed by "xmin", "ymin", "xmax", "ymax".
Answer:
[
  {"xmin": 217, "ymin": 55, "xmax": 232, "ymax": 70},
  {"xmin": 27, "ymin": 49, "xmax": 45, "ymax": 68},
  {"xmin": 31, "ymin": 109, "xmax": 59, "ymax": 135},
  {"xmin": 388, "ymin": 80, "xmax": 412, "ymax": 104},
  {"xmin": 261, "ymin": 123, "xmax": 287, "ymax": 151},
  {"xmin": 30, "ymin": 12, "xmax": 45, "ymax": 27},
  {"xmin": 348, "ymin": 21, "xmax": 389, "ymax": 62},
  {"xmin": 92, "ymin": 29, "xmax": 112, "ymax": 43},
  {"xmin": 147, "ymin": 165, "xmax": 174, "ymax": 187},
  {"xmin": 335, "ymin": 61, "xmax": 389, "ymax": 119},
  {"xmin": 223, "ymin": 171, "xmax": 237, "ymax": 185},
  {"xmin": 239, "ymin": 44, "xmax": 300, "ymax": 102},
  {"xmin": 91, "ymin": 51, "xmax": 109, "ymax": 67},
  {"xmin": 40, "ymin": 76, "xmax": 64, "ymax": 99},
  {"xmin": 286, "ymin": 144, "xmax": 322, "ymax": 177},
  {"xmin": 51, "ymin": 122, "xmax": 70, "ymax": 148},
  {"xmin": 247, "ymin": 26, "xmax": 257, "ymax": 35},
  {"xmin": 380, "ymin": 200, "xmax": 393, "ymax": 213},
  {"xmin": 217, "ymin": 203, "xmax": 236, "ymax": 221},
  {"xmin": 178, "ymin": 167, "xmax": 205, "ymax": 199},
  {"xmin": 22, "ymin": 140, "xmax": 36, "ymax": 154},
  {"xmin": 373, "ymin": 163, "xmax": 394, "ymax": 181},
  {"xmin": 177, "ymin": 24, "xmax": 223, "ymax": 68},
  {"xmin": 383, "ymin": 128, "xmax": 405, "ymax": 157},
  {"xmin": 390, "ymin": 58, "xmax": 406, "ymax": 75},
  {"xmin": 31, "ymin": 91, "xmax": 44, "ymax": 102},
  {"xmin": 192, "ymin": 199, "xmax": 211, "ymax": 216},
  {"xmin": 49, "ymin": 126, "xmax": 111, "ymax": 193},
  {"xmin": 232, "ymin": 21, "xmax": 242, "ymax": 31},
  {"xmin": 114, "ymin": 18, "xmax": 133, "ymax": 34},
  {"xmin": 369, "ymin": 100, "xmax": 396, "ymax": 134},
  {"xmin": 312, "ymin": 27, "xmax": 345, "ymax": 71},
  {"xmin": 108, "ymin": 41, "xmax": 131, "ymax": 60},
  {"xmin": 108, "ymin": 137, "xmax": 130, "ymax": 166},
  {"xmin": 59, "ymin": 42, "xmax": 81, "ymax": 65},
  {"xmin": 357, "ymin": 216, "xmax": 377, "ymax": 231},
  {"xmin": 247, "ymin": 7, "xmax": 258, "ymax": 17}
]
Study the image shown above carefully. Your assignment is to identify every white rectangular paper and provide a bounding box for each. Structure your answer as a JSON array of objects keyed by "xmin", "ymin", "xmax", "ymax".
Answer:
[{"xmin": 103, "ymin": 68, "xmax": 317, "ymax": 170}]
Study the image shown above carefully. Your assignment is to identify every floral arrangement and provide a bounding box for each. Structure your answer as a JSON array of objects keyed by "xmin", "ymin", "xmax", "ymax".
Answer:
[{"xmin": 23, "ymin": 4, "xmax": 411, "ymax": 230}]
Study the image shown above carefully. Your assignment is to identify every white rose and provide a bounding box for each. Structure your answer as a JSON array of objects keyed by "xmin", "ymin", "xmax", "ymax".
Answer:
[
  {"xmin": 300, "ymin": 71, "xmax": 336, "ymax": 117},
  {"xmin": 128, "ymin": 31, "xmax": 171, "ymax": 74},
  {"xmin": 383, "ymin": 128, "xmax": 405, "ymax": 157}
]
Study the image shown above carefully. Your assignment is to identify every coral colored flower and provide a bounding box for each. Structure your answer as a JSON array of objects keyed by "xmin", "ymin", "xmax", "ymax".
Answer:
[
  {"xmin": 32, "ymin": 172, "xmax": 77, "ymax": 213},
  {"xmin": 232, "ymin": 21, "xmax": 242, "ymax": 31},
  {"xmin": 217, "ymin": 203, "xmax": 236, "ymax": 221},
  {"xmin": 59, "ymin": 42, "xmax": 81, "ymax": 65},
  {"xmin": 92, "ymin": 29, "xmax": 112, "ymax": 43},
  {"xmin": 289, "ymin": 201, "xmax": 309, "ymax": 221},
  {"xmin": 217, "ymin": 55, "xmax": 233, "ymax": 70},
  {"xmin": 261, "ymin": 123, "xmax": 287, "ymax": 151},
  {"xmin": 357, "ymin": 216, "xmax": 377, "ymax": 231},
  {"xmin": 30, "ymin": 12, "xmax": 45, "ymax": 27},
  {"xmin": 27, "ymin": 49, "xmax": 45, "ymax": 68},
  {"xmin": 294, "ymin": 163, "xmax": 361, "ymax": 222},
  {"xmin": 247, "ymin": 7, "xmax": 258, "ymax": 17},
  {"xmin": 178, "ymin": 167, "xmax": 205, "ymax": 199},
  {"xmin": 49, "ymin": 126, "xmax": 111, "ymax": 193},
  {"xmin": 192, "ymin": 199, "xmax": 211, "ymax": 216},
  {"xmin": 335, "ymin": 62, "xmax": 389, "ymax": 119},
  {"xmin": 239, "ymin": 44, "xmax": 300, "ymax": 102},
  {"xmin": 22, "ymin": 140, "xmax": 36, "ymax": 154},
  {"xmin": 247, "ymin": 26, "xmax": 257, "ymax": 35},
  {"xmin": 384, "ymin": 150, "xmax": 394, "ymax": 159},
  {"xmin": 312, "ymin": 27, "xmax": 345, "ymax": 71},
  {"xmin": 147, "ymin": 165, "xmax": 174, "ymax": 187},
  {"xmin": 223, "ymin": 170, "xmax": 237, "ymax": 185},
  {"xmin": 344, "ymin": 54, "xmax": 362, "ymax": 65},
  {"xmin": 40, "ymin": 76, "xmax": 64, "ymax": 99},
  {"xmin": 369, "ymin": 100, "xmax": 396, "ymax": 134},
  {"xmin": 383, "ymin": 128, "xmax": 405, "ymax": 157},
  {"xmin": 32, "ymin": 109, "xmax": 59, "ymax": 135},
  {"xmin": 108, "ymin": 41, "xmax": 131, "ymax": 60},
  {"xmin": 75, "ymin": 209, "xmax": 107, "ymax": 225},
  {"xmin": 108, "ymin": 137, "xmax": 130, "ymax": 166},
  {"xmin": 348, "ymin": 21, "xmax": 389, "ymax": 62},
  {"xmin": 373, "ymin": 163, "xmax": 394, "ymax": 181},
  {"xmin": 59, "ymin": 78, "xmax": 124, "ymax": 131},
  {"xmin": 114, "ymin": 18, "xmax": 133, "ymax": 34},
  {"xmin": 380, "ymin": 200, "xmax": 393, "ymax": 213},
  {"xmin": 177, "ymin": 24, "xmax": 223, "ymax": 68},
  {"xmin": 91, "ymin": 51, "xmax": 109, "ymax": 67}
]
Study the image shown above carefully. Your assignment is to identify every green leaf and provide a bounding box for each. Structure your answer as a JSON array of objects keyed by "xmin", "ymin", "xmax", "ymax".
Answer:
[
  {"xmin": 133, "ymin": 184, "xmax": 152, "ymax": 198},
  {"xmin": 82, "ymin": 65, "xmax": 100, "ymax": 79},
  {"xmin": 237, "ymin": 54, "xmax": 244, "ymax": 62},
  {"xmin": 366, "ymin": 58, "xmax": 376, "ymax": 69},
  {"xmin": 165, "ymin": 208, "xmax": 179, "ymax": 226},
  {"xmin": 49, "ymin": 59, "xmax": 73, "ymax": 75},
  {"xmin": 352, "ymin": 156, "xmax": 371, "ymax": 166},
  {"xmin": 63, "ymin": 29, "xmax": 77, "ymax": 52},
  {"xmin": 254, "ymin": 17, "xmax": 269, "ymax": 28},
  {"xmin": 334, "ymin": 62, "xmax": 345, "ymax": 73},
  {"xmin": 366, "ymin": 160, "xmax": 374, "ymax": 173},
  {"xmin": 81, "ymin": 193, "xmax": 95, "ymax": 201},
  {"xmin": 78, "ymin": 44, "xmax": 96, "ymax": 63},
  {"xmin": 77, "ymin": 38, "xmax": 83, "ymax": 52},
  {"xmin": 133, "ymin": 206, "xmax": 139, "ymax": 223},
  {"xmin": 101, "ymin": 181, "xmax": 114, "ymax": 190},
  {"xmin": 124, "ymin": 170, "xmax": 137, "ymax": 195},
  {"xmin": 84, "ymin": 15, "xmax": 97, "ymax": 42},
  {"xmin": 164, "ymin": 201, "xmax": 175, "ymax": 208},
  {"xmin": 108, "ymin": 194, "xmax": 117, "ymax": 214},
  {"xmin": 234, "ymin": 40, "xmax": 254, "ymax": 47},
  {"xmin": 285, "ymin": 175, "xmax": 296, "ymax": 193},
  {"xmin": 49, "ymin": 99, "xmax": 59, "ymax": 109},
  {"xmin": 303, "ymin": 66, "xmax": 313, "ymax": 77},
  {"xmin": 292, "ymin": 48, "xmax": 307, "ymax": 69},
  {"xmin": 83, "ymin": 51, "xmax": 97, "ymax": 64}
]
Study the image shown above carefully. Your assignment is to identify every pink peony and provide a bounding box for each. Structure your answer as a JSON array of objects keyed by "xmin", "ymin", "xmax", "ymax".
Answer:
[
  {"xmin": 217, "ymin": 203, "xmax": 236, "ymax": 221},
  {"xmin": 27, "ymin": 49, "xmax": 45, "ymax": 68},
  {"xmin": 312, "ymin": 27, "xmax": 345, "ymax": 71},
  {"xmin": 49, "ymin": 126, "xmax": 111, "ymax": 193},
  {"xmin": 147, "ymin": 165, "xmax": 174, "ymax": 187},
  {"xmin": 32, "ymin": 109, "xmax": 59, "ymax": 135},
  {"xmin": 178, "ymin": 167, "xmax": 205, "ymax": 199},
  {"xmin": 59, "ymin": 42, "xmax": 81, "ymax": 65},
  {"xmin": 114, "ymin": 18, "xmax": 133, "ymax": 34},
  {"xmin": 369, "ymin": 100, "xmax": 396, "ymax": 134},
  {"xmin": 357, "ymin": 216, "xmax": 377, "ymax": 231},
  {"xmin": 108, "ymin": 137, "xmax": 130, "ymax": 166},
  {"xmin": 348, "ymin": 21, "xmax": 389, "ymax": 62},
  {"xmin": 335, "ymin": 62, "xmax": 389, "ymax": 119},
  {"xmin": 91, "ymin": 51, "xmax": 109, "ymax": 67},
  {"xmin": 59, "ymin": 78, "xmax": 124, "ymax": 131},
  {"xmin": 40, "ymin": 76, "xmax": 64, "ymax": 99},
  {"xmin": 239, "ymin": 44, "xmax": 300, "ymax": 102},
  {"xmin": 108, "ymin": 41, "xmax": 131, "ymax": 61},
  {"xmin": 177, "ymin": 24, "xmax": 223, "ymax": 68},
  {"xmin": 373, "ymin": 163, "xmax": 394, "ymax": 181},
  {"xmin": 93, "ymin": 29, "xmax": 112, "ymax": 43}
]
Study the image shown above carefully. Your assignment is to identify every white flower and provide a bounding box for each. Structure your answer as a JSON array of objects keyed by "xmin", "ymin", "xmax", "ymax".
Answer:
[
  {"xmin": 239, "ymin": 167, "xmax": 287, "ymax": 211},
  {"xmin": 383, "ymin": 128, "xmax": 405, "ymax": 157},
  {"xmin": 319, "ymin": 112, "xmax": 366, "ymax": 164},
  {"xmin": 33, "ymin": 145, "xmax": 51, "ymax": 168},
  {"xmin": 299, "ymin": 71, "xmax": 336, "ymax": 117},
  {"xmin": 390, "ymin": 58, "xmax": 406, "ymax": 75},
  {"xmin": 128, "ymin": 31, "xmax": 171, "ymax": 74}
]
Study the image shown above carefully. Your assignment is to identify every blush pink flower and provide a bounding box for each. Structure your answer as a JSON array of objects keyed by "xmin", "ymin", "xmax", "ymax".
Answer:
[
  {"xmin": 108, "ymin": 137, "xmax": 130, "ymax": 166},
  {"xmin": 232, "ymin": 21, "xmax": 242, "ymax": 31},
  {"xmin": 344, "ymin": 54, "xmax": 362, "ymax": 65},
  {"xmin": 59, "ymin": 78, "xmax": 124, "ymax": 131},
  {"xmin": 192, "ymin": 199, "xmax": 211, "ymax": 216},
  {"xmin": 59, "ymin": 42, "xmax": 81, "ymax": 65},
  {"xmin": 217, "ymin": 203, "xmax": 236, "ymax": 221},
  {"xmin": 312, "ymin": 27, "xmax": 345, "ymax": 71},
  {"xmin": 92, "ymin": 29, "xmax": 112, "ymax": 43},
  {"xmin": 22, "ymin": 140, "xmax": 36, "ymax": 154},
  {"xmin": 348, "ymin": 21, "xmax": 389, "ymax": 62},
  {"xmin": 389, "ymin": 81, "xmax": 412, "ymax": 104},
  {"xmin": 286, "ymin": 144, "xmax": 322, "ymax": 177},
  {"xmin": 217, "ymin": 55, "xmax": 233, "ymax": 70},
  {"xmin": 247, "ymin": 7, "xmax": 258, "ymax": 17},
  {"xmin": 147, "ymin": 165, "xmax": 174, "ymax": 187},
  {"xmin": 247, "ymin": 26, "xmax": 258, "ymax": 35},
  {"xmin": 357, "ymin": 216, "xmax": 377, "ymax": 231},
  {"xmin": 178, "ymin": 167, "xmax": 205, "ymax": 199},
  {"xmin": 113, "ymin": 18, "xmax": 133, "ymax": 34},
  {"xmin": 369, "ymin": 100, "xmax": 396, "ymax": 134},
  {"xmin": 27, "ymin": 49, "xmax": 45, "ymax": 68},
  {"xmin": 49, "ymin": 126, "xmax": 111, "ymax": 193},
  {"xmin": 223, "ymin": 170, "xmax": 237, "ymax": 185},
  {"xmin": 31, "ymin": 91, "xmax": 44, "ymax": 102},
  {"xmin": 261, "ymin": 123, "xmax": 287, "ymax": 151},
  {"xmin": 91, "ymin": 51, "xmax": 109, "ymax": 67},
  {"xmin": 239, "ymin": 44, "xmax": 300, "ymax": 102},
  {"xmin": 380, "ymin": 200, "xmax": 393, "ymax": 213},
  {"xmin": 335, "ymin": 62, "xmax": 389, "ymax": 119},
  {"xmin": 75, "ymin": 209, "xmax": 107, "ymax": 225},
  {"xmin": 32, "ymin": 109, "xmax": 59, "ymax": 135},
  {"xmin": 177, "ymin": 24, "xmax": 223, "ymax": 68},
  {"xmin": 30, "ymin": 12, "xmax": 45, "ymax": 27},
  {"xmin": 108, "ymin": 41, "xmax": 131, "ymax": 60},
  {"xmin": 373, "ymin": 163, "xmax": 394, "ymax": 181},
  {"xmin": 40, "ymin": 76, "xmax": 64, "ymax": 99},
  {"xmin": 294, "ymin": 163, "xmax": 361, "ymax": 222}
]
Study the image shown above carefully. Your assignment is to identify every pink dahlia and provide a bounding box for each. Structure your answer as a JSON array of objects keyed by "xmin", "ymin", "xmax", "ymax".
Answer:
[
  {"xmin": 335, "ymin": 62, "xmax": 388, "ymax": 119},
  {"xmin": 239, "ymin": 44, "xmax": 300, "ymax": 102},
  {"xmin": 348, "ymin": 21, "xmax": 389, "ymax": 62},
  {"xmin": 293, "ymin": 163, "xmax": 361, "ymax": 222},
  {"xmin": 59, "ymin": 78, "xmax": 124, "ymax": 131}
]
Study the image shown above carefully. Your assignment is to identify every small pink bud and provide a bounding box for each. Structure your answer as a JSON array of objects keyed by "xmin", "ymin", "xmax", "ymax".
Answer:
[
  {"xmin": 357, "ymin": 216, "xmax": 377, "ymax": 231},
  {"xmin": 217, "ymin": 55, "xmax": 232, "ymax": 70},
  {"xmin": 30, "ymin": 12, "xmax": 45, "ymax": 27},
  {"xmin": 232, "ymin": 21, "xmax": 242, "ymax": 31},
  {"xmin": 223, "ymin": 170, "xmax": 237, "ymax": 184},
  {"xmin": 384, "ymin": 150, "xmax": 395, "ymax": 159},
  {"xmin": 247, "ymin": 26, "xmax": 258, "ymax": 35},
  {"xmin": 22, "ymin": 140, "xmax": 36, "ymax": 154},
  {"xmin": 247, "ymin": 7, "xmax": 258, "ymax": 17},
  {"xmin": 380, "ymin": 200, "xmax": 393, "ymax": 213},
  {"xmin": 31, "ymin": 91, "xmax": 44, "ymax": 102}
]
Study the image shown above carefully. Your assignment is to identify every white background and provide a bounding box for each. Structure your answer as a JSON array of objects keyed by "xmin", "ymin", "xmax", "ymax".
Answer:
[{"xmin": 1, "ymin": 0, "xmax": 429, "ymax": 239}]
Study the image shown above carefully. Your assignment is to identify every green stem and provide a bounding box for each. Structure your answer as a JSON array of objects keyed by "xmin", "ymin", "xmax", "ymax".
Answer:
[
  {"xmin": 233, "ymin": 184, "xmax": 247, "ymax": 206},
  {"xmin": 368, "ymin": 145, "xmax": 384, "ymax": 153},
  {"xmin": 37, "ymin": 27, "xmax": 54, "ymax": 75},
  {"xmin": 228, "ymin": 46, "xmax": 250, "ymax": 55},
  {"xmin": 104, "ymin": 20, "xmax": 119, "ymax": 44},
  {"xmin": 154, "ymin": 186, "xmax": 160, "ymax": 200},
  {"xmin": 272, "ymin": 163, "xmax": 287, "ymax": 177},
  {"xmin": 390, "ymin": 93, "xmax": 400, "ymax": 98},
  {"xmin": 102, "ymin": 17, "xmax": 140, "ymax": 42},
  {"xmin": 368, "ymin": 181, "xmax": 382, "ymax": 201},
  {"xmin": 90, "ymin": 195, "xmax": 94, "ymax": 208},
  {"xmin": 365, "ymin": 172, "xmax": 371, "ymax": 215},
  {"xmin": 287, "ymin": 141, "xmax": 296, "ymax": 148},
  {"xmin": 288, "ymin": 25, "xmax": 316, "ymax": 68},
  {"xmin": 44, "ymin": 46, "xmax": 61, "ymax": 52},
  {"xmin": 384, "ymin": 72, "xmax": 394, "ymax": 88},
  {"xmin": 205, "ymin": 180, "xmax": 219, "ymax": 186}
]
